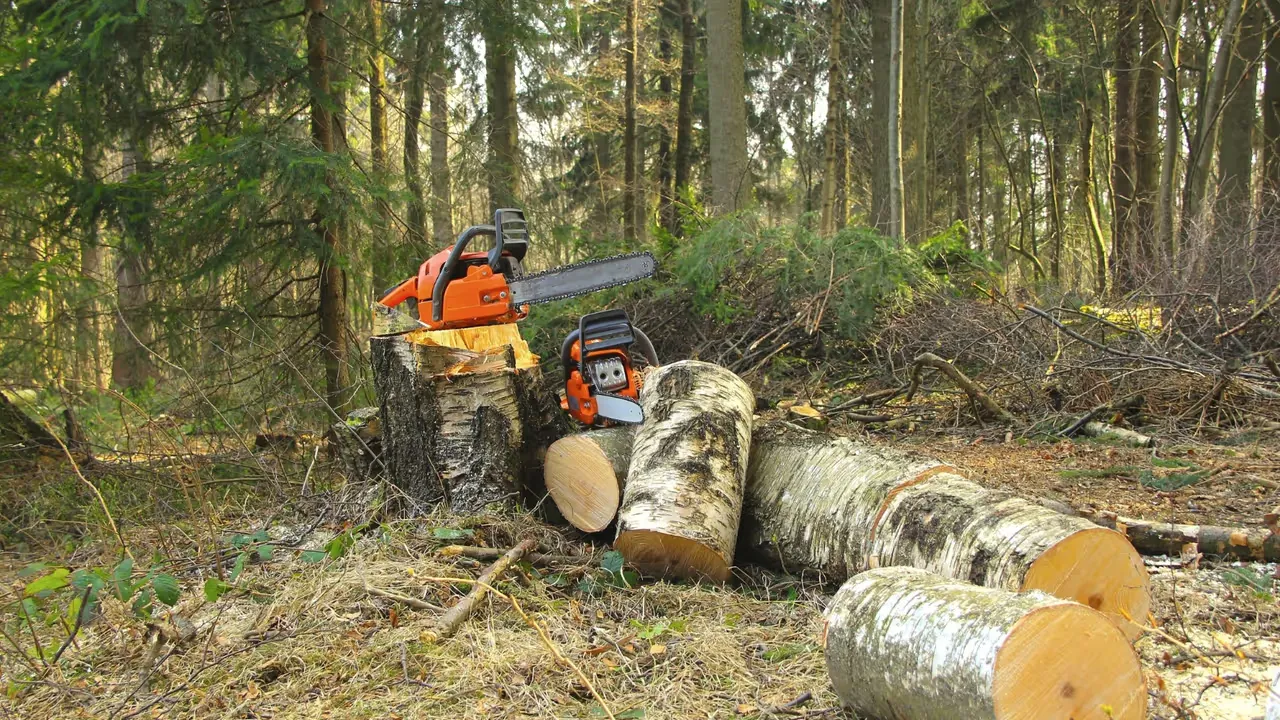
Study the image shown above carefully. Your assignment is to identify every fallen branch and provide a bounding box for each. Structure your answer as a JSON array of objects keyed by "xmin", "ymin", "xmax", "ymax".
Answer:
[
  {"xmin": 906, "ymin": 352, "xmax": 1016, "ymax": 424},
  {"xmin": 428, "ymin": 538, "xmax": 536, "ymax": 641},
  {"xmin": 1083, "ymin": 511, "xmax": 1280, "ymax": 563},
  {"xmin": 364, "ymin": 584, "xmax": 443, "ymax": 611},
  {"xmin": 437, "ymin": 544, "xmax": 587, "ymax": 567},
  {"xmin": 1080, "ymin": 421, "xmax": 1156, "ymax": 448},
  {"xmin": 1061, "ymin": 394, "xmax": 1145, "ymax": 437}
]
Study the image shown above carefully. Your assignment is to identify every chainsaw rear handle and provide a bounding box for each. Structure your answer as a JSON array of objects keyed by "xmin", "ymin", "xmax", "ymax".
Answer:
[
  {"xmin": 428, "ymin": 208, "xmax": 530, "ymax": 323},
  {"xmin": 559, "ymin": 322, "xmax": 658, "ymax": 381}
]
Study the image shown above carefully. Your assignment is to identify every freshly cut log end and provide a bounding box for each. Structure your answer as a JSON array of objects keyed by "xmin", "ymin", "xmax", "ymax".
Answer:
[
  {"xmin": 825, "ymin": 567, "xmax": 1146, "ymax": 720},
  {"xmin": 869, "ymin": 471, "xmax": 1151, "ymax": 637},
  {"xmin": 613, "ymin": 529, "xmax": 731, "ymax": 582},
  {"xmin": 1021, "ymin": 527, "xmax": 1151, "ymax": 636},
  {"xmin": 406, "ymin": 324, "xmax": 540, "ymax": 370},
  {"xmin": 544, "ymin": 428, "xmax": 634, "ymax": 532},
  {"xmin": 615, "ymin": 361, "xmax": 754, "ymax": 582}
]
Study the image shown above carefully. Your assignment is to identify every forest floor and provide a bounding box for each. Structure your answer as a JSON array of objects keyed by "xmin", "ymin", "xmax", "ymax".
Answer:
[{"xmin": 2, "ymin": 415, "xmax": 1278, "ymax": 719}]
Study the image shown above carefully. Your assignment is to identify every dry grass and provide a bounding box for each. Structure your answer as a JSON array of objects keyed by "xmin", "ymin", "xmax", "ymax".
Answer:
[{"xmin": 2, "ymin": 513, "xmax": 841, "ymax": 720}]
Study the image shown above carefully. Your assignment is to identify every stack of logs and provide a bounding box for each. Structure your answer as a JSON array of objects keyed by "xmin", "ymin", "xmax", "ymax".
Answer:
[{"xmin": 368, "ymin": 316, "xmax": 1158, "ymax": 718}]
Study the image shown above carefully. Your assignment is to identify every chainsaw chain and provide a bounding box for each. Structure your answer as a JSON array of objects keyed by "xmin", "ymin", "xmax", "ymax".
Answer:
[{"xmin": 512, "ymin": 251, "xmax": 655, "ymax": 306}]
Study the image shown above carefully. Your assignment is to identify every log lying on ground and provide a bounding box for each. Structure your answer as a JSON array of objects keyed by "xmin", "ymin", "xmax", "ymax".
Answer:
[
  {"xmin": 824, "ymin": 567, "xmax": 1146, "ymax": 720},
  {"xmin": 370, "ymin": 306, "xmax": 568, "ymax": 513},
  {"xmin": 544, "ymin": 427, "xmax": 635, "ymax": 532},
  {"xmin": 1080, "ymin": 421, "xmax": 1155, "ymax": 448},
  {"xmin": 1084, "ymin": 510, "xmax": 1280, "ymax": 563},
  {"xmin": 742, "ymin": 423, "xmax": 1149, "ymax": 636},
  {"xmin": 614, "ymin": 361, "xmax": 754, "ymax": 581}
]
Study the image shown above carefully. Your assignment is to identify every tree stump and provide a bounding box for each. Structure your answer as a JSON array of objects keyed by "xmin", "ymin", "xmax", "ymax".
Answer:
[
  {"xmin": 369, "ymin": 311, "xmax": 568, "ymax": 514},
  {"xmin": 614, "ymin": 360, "xmax": 754, "ymax": 581},
  {"xmin": 824, "ymin": 567, "xmax": 1146, "ymax": 720}
]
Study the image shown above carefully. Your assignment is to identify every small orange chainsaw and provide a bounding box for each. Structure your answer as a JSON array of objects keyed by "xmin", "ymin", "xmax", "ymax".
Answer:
[
  {"xmin": 561, "ymin": 310, "xmax": 658, "ymax": 426},
  {"xmin": 377, "ymin": 208, "xmax": 655, "ymax": 332}
]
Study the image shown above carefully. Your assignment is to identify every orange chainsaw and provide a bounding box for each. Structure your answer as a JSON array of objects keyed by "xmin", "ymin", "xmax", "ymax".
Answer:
[
  {"xmin": 561, "ymin": 310, "xmax": 658, "ymax": 426},
  {"xmin": 377, "ymin": 208, "xmax": 655, "ymax": 333}
]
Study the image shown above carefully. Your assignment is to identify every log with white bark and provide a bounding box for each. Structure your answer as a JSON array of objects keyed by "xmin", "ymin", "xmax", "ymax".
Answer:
[
  {"xmin": 544, "ymin": 427, "xmax": 636, "ymax": 532},
  {"xmin": 824, "ymin": 567, "xmax": 1146, "ymax": 720},
  {"xmin": 1080, "ymin": 421, "xmax": 1156, "ymax": 448},
  {"xmin": 740, "ymin": 423, "xmax": 1150, "ymax": 635},
  {"xmin": 370, "ymin": 307, "xmax": 567, "ymax": 513},
  {"xmin": 614, "ymin": 360, "xmax": 754, "ymax": 581}
]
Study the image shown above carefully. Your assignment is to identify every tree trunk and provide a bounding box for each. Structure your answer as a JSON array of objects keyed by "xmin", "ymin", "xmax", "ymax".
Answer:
[
  {"xmin": 308, "ymin": 0, "xmax": 349, "ymax": 413},
  {"xmin": 976, "ymin": 126, "xmax": 986, "ymax": 249},
  {"xmin": 404, "ymin": 7, "xmax": 427, "ymax": 248},
  {"xmin": 902, "ymin": 0, "xmax": 929, "ymax": 243},
  {"xmin": 887, "ymin": 0, "xmax": 905, "ymax": 240},
  {"xmin": 706, "ymin": 0, "xmax": 750, "ymax": 213},
  {"xmin": 1080, "ymin": 104, "xmax": 1108, "ymax": 295},
  {"xmin": 615, "ymin": 361, "xmax": 754, "ymax": 581},
  {"xmin": 112, "ymin": 138, "xmax": 155, "ymax": 391},
  {"xmin": 484, "ymin": 2, "xmax": 520, "ymax": 212},
  {"xmin": 1216, "ymin": 2, "xmax": 1263, "ymax": 238},
  {"xmin": 1111, "ymin": 0, "xmax": 1138, "ymax": 292},
  {"xmin": 819, "ymin": 0, "xmax": 844, "ymax": 237},
  {"xmin": 657, "ymin": 1, "xmax": 676, "ymax": 234},
  {"xmin": 368, "ymin": 0, "xmax": 390, "ymax": 291},
  {"xmin": 1133, "ymin": 0, "xmax": 1161, "ymax": 279},
  {"xmin": 740, "ymin": 423, "xmax": 1150, "ymax": 635},
  {"xmin": 955, "ymin": 113, "xmax": 971, "ymax": 230},
  {"xmin": 824, "ymin": 567, "xmax": 1147, "ymax": 720},
  {"xmin": 77, "ymin": 115, "xmax": 103, "ymax": 386},
  {"xmin": 369, "ymin": 317, "xmax": 568, "ymax": 514},
  {"xmin": 870, "ymin": 0, "xmax": 891, "ymax": 235},
  {"xmin": 672, "ymin": 0, "xmax": 696, "ymax": 226},
  {"xmin": 1266, "ymin": 0, "xmax": 1280, "ymax": 199},
  {"xmin": 1158, "ymin": 0, "xmax": 1183, "ymax": 262},
  {"xmin": 545, "ymin": 427, "xmax": 635, "ymax": 532},
  {"xmin": 428, "ymin": 0, "xmax": 453, "ymax": 246},
  {"xmin": 1049, "ymin": 133, "xmax": 1065, "ymax": 281},
  {"xmin": 623, "ymin": 0, "xmax": 639, "ymax": 245},
  {"xmin": 1180, "ymin": 0, "xmax": 1246, "ymax": 246}
]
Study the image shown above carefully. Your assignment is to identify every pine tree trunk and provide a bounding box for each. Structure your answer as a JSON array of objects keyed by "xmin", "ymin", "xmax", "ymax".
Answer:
[
  {"xmin": 1132, "ymin": 0, "xmax": 1161, "ymax": 279},
  {"xmin": 484, "ymin": 2, "xmax": 521, "ymax": 212},
  {"xmin": 673, "ymin": 0, "xmax": 695, "ymax": 222},
  {"xmin": 740, "ymin": 423, "xmax": 1150, "ymax": 635},
  {"xmin": 1180, "ymin": 0, "xmax": 1246, "ymax": 247},
  {"xmin": 706, "ymin": 0, "xmax": 750, "ymax": 213},
  {"xmin": 370, "ymin": 320, "xmax": 568, "ymax": 513},
  {"xmin": 870, "ymin": 0, "xmax": 891, "ymax": 235},
  {"xmin": 657, "ymin": 1, "xmax": 676, "ymax": 234},
  {"xmin": 887, "ymin": 0, "xmax": 905, "ymax": 240},
  {"xmin": 368, "ymin": 0, "xmax": 389, "ymax": 293},
  {"xmin": 404, "ymin": 8, "xmax": 427, "ymax": 248},
  {"xmin": 615, "ymin": 361, "xmax": 754, "ymax": 581},
  {"xmin": 308, "ymin": 0, "xmax": 349, "ymax": 413},
  {"xmin": 1215, "ymin": 2, "xmax": 1263, "ymax": 239},
  {"xmin": 1111, "ymin": 0, "xmax": 1138, "ymax": 292},
  {"xmin": 428, "ymin": 0, "xmax": 453, "ymax": 246},
  {"xmin": 623, "ymin": 0, "xmax": 639, "ymax": 245},
  {"xmin": 112, "ymin": 136, "xmax": 156, "ymax": 391},
  {"xmin": 819, "ymin": 0, "xmax": 844, "ymax": 237},
  {"xmin": 77, "ymin": 110, "xmax": 103, "ymax": 386},
  {"xmin": 902, "ymin": 0, "xmax": 929, "ymax": 243},
  {"xmin": 1158, "ymin": 0, "xmax": 1183, "ymax": 262},
  {"xmin": 824, "ymin": 567, "xmax": 1147, "ymax": 720}
]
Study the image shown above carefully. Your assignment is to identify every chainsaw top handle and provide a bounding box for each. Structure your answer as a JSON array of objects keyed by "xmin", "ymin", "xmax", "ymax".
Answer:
[
  {"xmin": 429, "ymin": 208, "xmax": 529, "ymax": 323},
  {"xmin": 560, "ymin": 309, "xmax": 659, "ymax": 382}
]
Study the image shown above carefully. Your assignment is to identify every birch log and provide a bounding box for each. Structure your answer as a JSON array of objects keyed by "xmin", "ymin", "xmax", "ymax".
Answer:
[
  {"xmin": 1085, "ymin": 510, "xmax": 1280, "ymax": 563},
  {"xmin": 370, "ymin": 310, "xmax": 568, "ymax": 513},
  {"xmin": 544, "ymin": 427, "xmax": 636, "ymax": 532},
  {"xmin": 824, "ymin": 567, "xmax": 1146, "ymax": 720},
  {"xmin": 740, "ymin": 423, "xmax": 1149, "ymax": 636},
  {"xmin": 614, "ymin": 361, "xmax": 754, "ymax": 581}
]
